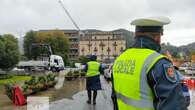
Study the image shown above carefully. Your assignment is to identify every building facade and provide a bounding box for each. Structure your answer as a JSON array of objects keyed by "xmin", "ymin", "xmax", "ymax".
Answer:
[
  {"xmin": 63, "ymin": 30, "xmax": 80, "ymax": 62},
  {"xmin": 39, "ymin": 29, "xmax": 133, "ymax": 63},
  {"xmin": 79, "ymin": 31, "xmax": 126, "ymax": 61}
]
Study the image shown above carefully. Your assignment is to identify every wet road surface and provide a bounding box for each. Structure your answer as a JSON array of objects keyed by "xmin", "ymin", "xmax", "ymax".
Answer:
[
  {"xmin": 1, "ymin": 74, "xmax": 195, "ymax": 110},
  {"xmin": 50, "ymin": 76, "xmax": 195, "ymax": 110},
  {"xmin": 50, "ymin": 76, "xmax": 113, "ymax": 110}
]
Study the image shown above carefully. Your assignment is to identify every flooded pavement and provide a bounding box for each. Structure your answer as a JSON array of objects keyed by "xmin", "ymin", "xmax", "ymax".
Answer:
[
  {"xmin": 1, "ymin": 74, "xmax": 195, "ymax": 110},
  {"xmin": 50, "ymin": 77, "xmax": 195, "ymax": 110},
  {"xmin": 189, "ymin": 91, "xmax": 195, "ymax": 110},
  {"xmin": 50, "ymin": 76, "xmax": 113, "ymax": 110},
  {"xmin": 0, "ymin": 77, "xmax": 86, "ymax": 110}
]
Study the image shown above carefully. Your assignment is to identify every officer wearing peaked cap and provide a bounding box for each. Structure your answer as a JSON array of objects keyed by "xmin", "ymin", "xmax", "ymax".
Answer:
[{"xmin": 112, "ymin": 17, "xmax": 187, "ymax": 110}]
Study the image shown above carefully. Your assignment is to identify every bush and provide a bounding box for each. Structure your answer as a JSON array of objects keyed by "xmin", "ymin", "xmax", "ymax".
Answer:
[
  {"xmin": 46, "ymin": 74, "xmax": 57, "ymax": 87},
  {"xmin": 37, "ymin": 76, "xmax": 47, "ymax": 90},
  {"xmin": 80, "ymin": 72, "xmax": 86, "ymax": 77},
  {"xmin": 4, "ymin": 84, "xmax": 14, "ymax": 100},
  {"xmin": 22, "ymin": 74, "xmax": 57, "ymax": 95},
  {"xmin": 65, "ymin": 71, "xmax": 74, "ymax": 81},
  {"xmin": 73, "ymin": 70, "xmax": 80, "ymax": 78},
  {"xmin": 22, "ymin": 84, "xmax": 33, "ymax": 96}
]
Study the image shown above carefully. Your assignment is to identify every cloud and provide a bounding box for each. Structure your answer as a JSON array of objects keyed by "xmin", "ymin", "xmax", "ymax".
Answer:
[
  {"xmin": 162, "ymin": 28, "xmax": 195, "ymax": 46},
  {"xmin": 0, "ymin": 0, "xmax": 194, "ymax": 46}
]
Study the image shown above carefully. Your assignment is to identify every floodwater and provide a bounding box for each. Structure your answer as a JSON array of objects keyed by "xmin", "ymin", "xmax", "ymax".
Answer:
[
  {"xmin": 1, "ymin": 75, "xmax": 195, "ymax": 110},
  {"xmin": 0, "ymin": 78, "xmax": 86, "ymax": 110}
]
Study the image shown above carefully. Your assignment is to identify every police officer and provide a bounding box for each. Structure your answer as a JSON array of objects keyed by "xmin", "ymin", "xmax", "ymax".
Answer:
[
  {"xmin": 112, "ymin": 17, "xmax": 187, "ymax": 110},
  {"xmin": 84, "ymin": 55, "xmax": 104, "ymax": 105}
]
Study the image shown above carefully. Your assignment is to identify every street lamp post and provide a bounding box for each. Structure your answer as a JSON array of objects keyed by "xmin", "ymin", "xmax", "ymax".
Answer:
[
  {"xmin": 113, "ymin": 41, "xmax": 117, "ymax": 58},
  {"xmin": 81, "ymin": 48, "xmax": 85, "ymax": 56},
  {"xmin": 99, "ymin": 41, "xmax": 105, "ymax": 61},
  {"xmin": 107, "ymin": 37, "xmax": 110, "ymax": 59},
  {"xmin": 87, "ymin": 34, "xmax": 92, "ymax": 55},
  {"xmin": 94, "ymin": 47, "xmax": 97, "ymax": 55}
]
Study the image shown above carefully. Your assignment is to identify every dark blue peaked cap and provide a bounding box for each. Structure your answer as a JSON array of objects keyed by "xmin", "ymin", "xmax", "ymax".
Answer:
[
  {"xmin": 136, "ymin": 26, "xmax": 163, "ymax": 33},
  {"xmin": 90, "ymin": 55, "xmax": 97, "ymax": 60}
]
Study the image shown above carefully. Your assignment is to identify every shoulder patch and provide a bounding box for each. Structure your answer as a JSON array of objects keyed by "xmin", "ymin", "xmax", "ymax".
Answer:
[{"xmin": 163, "ymin": 63, "xmax": 177, "ymax": 83}]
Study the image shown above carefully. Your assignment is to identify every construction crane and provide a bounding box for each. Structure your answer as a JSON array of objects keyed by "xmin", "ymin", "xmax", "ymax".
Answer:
[{"xmin": 58, "ymin": 0, "xmax": 83, "ymax": 35}]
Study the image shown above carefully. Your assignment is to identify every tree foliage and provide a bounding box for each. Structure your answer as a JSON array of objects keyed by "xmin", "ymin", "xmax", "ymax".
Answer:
[
  {"xmin": 23, "ymin": 31, "xmax": 37, "ymax": 59},
  {"xmin": 161, "ymin": 42, "xmax": 195, "ymax": 60},
  {"xmin": 23, "ymin": 30, "xmax": 69, "ymax": 64},
  {"xmin": 0, "ymin": 34, "xmax": 20, "ymax": 70},
  {"xmin": 78, "ymin": 56, "xmax": 89, "ymax": 64},
  {"xmin": 161, "ymin": 43, "xmax": 180, "ymax": 57}
]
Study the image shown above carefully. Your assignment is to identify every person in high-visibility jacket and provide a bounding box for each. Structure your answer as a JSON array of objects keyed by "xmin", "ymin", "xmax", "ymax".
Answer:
[
  {"xmin": 84, "ymin": 55, "xmax": 104, "ymax": 105},
  {"xmin": 112, "ymin": 17, "xmax": 187, "ymax": 110}
]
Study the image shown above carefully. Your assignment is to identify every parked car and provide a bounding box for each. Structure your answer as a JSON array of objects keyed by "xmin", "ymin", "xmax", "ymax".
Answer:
[{"xmin": 104, "ymin": 64, "xmax": 113, "ymax": 81}]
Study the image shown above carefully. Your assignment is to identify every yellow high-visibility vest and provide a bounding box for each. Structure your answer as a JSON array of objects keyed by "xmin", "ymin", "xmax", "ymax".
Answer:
[
  {"xmin": 113, "ymin": 48, "xmax": 165, "ymax": 110},
  {"xmin": 86, "ymin": 61, "xmax": 100, "ymax": 77}
]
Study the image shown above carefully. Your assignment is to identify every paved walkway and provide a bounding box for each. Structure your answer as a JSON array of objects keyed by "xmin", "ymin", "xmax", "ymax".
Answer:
[
  {"xmin": 189, "ymin": 91, "xmax": 195, "ymax": 110},
  {"xmin": 50, "ymin": 76, "xmax": 113, "ymax": 110},
  {"xmin": 50, "ymin": 76, "xmax": 195, "ymax": 110}
]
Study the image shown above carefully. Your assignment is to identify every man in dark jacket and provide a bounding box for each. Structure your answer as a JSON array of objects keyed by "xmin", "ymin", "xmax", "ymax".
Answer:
[
  {"xmin": 112, "ymin": 17, "xmax": 187, "ymax": 110},
  {"xmin": 84, "ymin": 55, "xmax": 104, "ymax": 105}
]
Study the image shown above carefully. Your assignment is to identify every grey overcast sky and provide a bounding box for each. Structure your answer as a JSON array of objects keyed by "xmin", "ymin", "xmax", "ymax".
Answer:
[{"xmin": 0, "ymin": 0, "xmax": 194, "ymax": 46}]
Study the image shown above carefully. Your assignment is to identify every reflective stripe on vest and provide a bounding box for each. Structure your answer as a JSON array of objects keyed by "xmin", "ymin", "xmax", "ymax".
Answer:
[
  {"xmin": 86, "ymin": 61, "xmax": 100, "ymax": 77},
  {"xmin": 113, "ymin": 48, "xmax": 165, "ymax": 110}
]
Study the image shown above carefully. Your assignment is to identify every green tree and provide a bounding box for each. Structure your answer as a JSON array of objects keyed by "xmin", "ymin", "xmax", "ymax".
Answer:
[
  {"xmin": 23, "ymin": 31, "xmax": 37, "ymax": 59},
  {"xmin": 35, "ymin": 30, "xmax": 69, "ymax": 63},
  {"xmin": 78, "ymin": 56, "xmax": 89, "ymax": 64},
  {"xmin": 24, "ymin": 30, "xmax": 69, "ymax": 64},
  {"xmin": 0, "ymin": 34, "xmax": 20, "ymax": 71},
  {"xmin": 161, "ymin": 43, "xmax": 180, "ymax": 57}
]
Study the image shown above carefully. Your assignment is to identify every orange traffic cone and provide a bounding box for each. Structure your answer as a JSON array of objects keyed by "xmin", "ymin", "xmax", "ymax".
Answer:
[{"xmin": 12, "ymin": 86, "xmax": 27, "ymax": 106}]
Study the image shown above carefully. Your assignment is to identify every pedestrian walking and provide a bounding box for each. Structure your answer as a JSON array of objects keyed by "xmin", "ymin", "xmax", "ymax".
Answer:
[{"xmin": 84, "ymin": 55, "xmax": 104, "ymax": 105}]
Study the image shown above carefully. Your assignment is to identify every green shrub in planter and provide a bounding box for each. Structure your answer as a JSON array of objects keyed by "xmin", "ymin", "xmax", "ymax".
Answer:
[
  {"xmin": 37, "ymin": 76, "xmax": 47, "ymax": 90},
  {"xmin": 47, "ymin": 74, "xmax": 56, "ymax": 81},
  {"xmin": 25, "ymin": 76, "xmax": 39, "ymax": 93},
  {"xmin": 22, "ymin": 84, "xmax": 33, "ymax": 96},
  {"xmin": 46, "ymin": 74, "xmax": 57, "ymax": 87},
  {"xmin": 73, "ymin": 71, "xmax": 80, "ymax": 78},
  {"xmin": 65, "ymin": 71, "xmax": 73, "ymax": 81},
  {"xmin": 80, "ymin": 72, "xmax": 86, "ymax": 77},
  {"xmin": 4, "ymin": 84, "xmax": 14, "ymax": 100},
  {"xmin": 26, "ymin": 76, "xmax": 37, "ymax": 85}
]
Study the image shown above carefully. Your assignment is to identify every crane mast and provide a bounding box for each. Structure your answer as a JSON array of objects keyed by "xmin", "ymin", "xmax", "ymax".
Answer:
[{"xmin": 58, "ymin": 0, "xmax": 81, "ymax": 32}]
